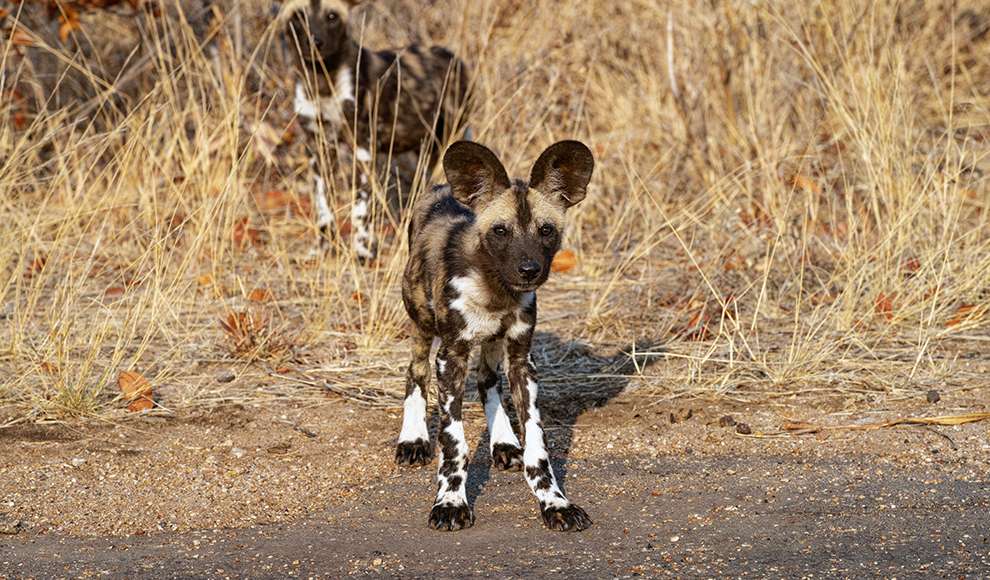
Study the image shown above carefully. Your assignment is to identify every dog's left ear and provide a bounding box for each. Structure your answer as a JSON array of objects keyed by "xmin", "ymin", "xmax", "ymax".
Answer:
[{"xmin": 529, "ymin": 140, "xmax": 595, "ymax": 208}]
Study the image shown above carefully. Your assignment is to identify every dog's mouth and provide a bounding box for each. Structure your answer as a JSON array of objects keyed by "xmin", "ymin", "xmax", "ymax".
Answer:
[{"xmin": 508, "ymin": 282, "xmax": 541, "ymax": 294}]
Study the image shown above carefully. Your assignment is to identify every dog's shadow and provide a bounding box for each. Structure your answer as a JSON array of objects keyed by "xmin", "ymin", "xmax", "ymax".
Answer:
[{"xmin": 461, "ymin": 331, "xmax": 664, "ymax": 509}]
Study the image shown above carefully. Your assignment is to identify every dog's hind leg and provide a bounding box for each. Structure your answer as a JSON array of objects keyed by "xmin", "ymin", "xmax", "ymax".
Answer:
[
  {"xmin": 477, "ymin": 339, "xmax": 523, "ymax": 471},
  {"xmin": 396, "ymin": 330, "xmax": 433, "ymax": 466},
  {"xmin": 350, "ymin": 147, "xmax": 378, "ymax": 262}
]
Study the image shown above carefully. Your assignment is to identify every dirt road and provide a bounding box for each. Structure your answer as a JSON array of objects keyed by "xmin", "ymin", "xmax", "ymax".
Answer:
[{"xmin": 2, "ymin": 400, "xmax": 989, "ymax": 577}]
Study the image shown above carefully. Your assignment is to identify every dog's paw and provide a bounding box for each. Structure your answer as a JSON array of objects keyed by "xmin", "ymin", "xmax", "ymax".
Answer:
[
  {"xmin": 491, "ymin": 442, "xmax": 524, "ymax": 471},
  {"xmin": 541, "ymin": 503, "xmax": 592, "ymax": 532},
  {"xmin": 395, "ymin": 439, "xmax": 432, "ymax": 467},
  {"xmin": 428, "ymin": 502, "xmax": 475, "ymax": 531}
]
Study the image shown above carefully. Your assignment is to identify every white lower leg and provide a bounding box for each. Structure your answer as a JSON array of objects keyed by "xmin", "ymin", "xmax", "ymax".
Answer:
[
  {"xmin": 351, "ymin": 188, "xmax": 376, "ymax": 260},
  {"xmin": 484, "ymin": 387, "xmax": 520, "ymax": 450},
  {"xmin": 435, "ymin": 412, "xmax": 469, "ymax": 506},
  {"xmin": 521, "ymin": 378, "xmax": 569, "ymax": 510},
  {"xmin": 398, "ymin": 386, "xmax": 429, "ymax": 443}
]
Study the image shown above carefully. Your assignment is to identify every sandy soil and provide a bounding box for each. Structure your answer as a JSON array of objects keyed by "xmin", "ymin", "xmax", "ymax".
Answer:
[{"xmin": 1, "ymin": 391, "xmax": 989, "ymax": 577}]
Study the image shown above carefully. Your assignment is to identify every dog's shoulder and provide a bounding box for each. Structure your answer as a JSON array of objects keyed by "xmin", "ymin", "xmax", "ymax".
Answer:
[{"xmin": 408, "ymin": 184, "xmax": 472, "ymax": 243}]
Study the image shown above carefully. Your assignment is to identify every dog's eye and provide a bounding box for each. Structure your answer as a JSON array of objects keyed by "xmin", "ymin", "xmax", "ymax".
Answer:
[
  {"xmin": 327, "ymin": 11, "xmax": 338, "ymax": 22},
  {"xmin": 492, "ymin": 225, "xmax": 508, "ymax": 237},
  {"xmin": 539, "ymin": 224, "xmax": 555, "ymax": 237}
]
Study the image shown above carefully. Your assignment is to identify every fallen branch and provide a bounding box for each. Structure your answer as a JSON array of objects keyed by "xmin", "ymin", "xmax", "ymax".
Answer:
[{"xmin": 739, "ymin": 412, "xmax": 990, "ymax": 438}]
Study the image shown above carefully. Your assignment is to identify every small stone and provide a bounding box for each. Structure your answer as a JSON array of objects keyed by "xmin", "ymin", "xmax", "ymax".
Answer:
[
  {"xmin": 231, "ymin": 447, "xmax": 247, "ymax": 459},
  {"xmin": 217, "ymin": 372, "xmax": 236, "ymax": 384},
  {"xmin": 719, "ymin": 415, "xmax": 736, "ymax": 427},
  {"xmin": 926, "ymin": 390, "xmax": 940, "ymax": 404},
  {"xmin": 735, "ymin": 423, "xmax": 752, "ymax": 435},
  {"xmin": 669, "ymin": 535, "xmax": 680, "ymax": 542},
  {"xmin": 70, "ymin": 457, "xmax": 86, "ymax": 467},
  {"xmin": 372, "ymin": 558, "xmax": 383, "ymax": 566},
  {"xmin": 0, "ymin": 516, "xmax": 22, "ymax": 535}
]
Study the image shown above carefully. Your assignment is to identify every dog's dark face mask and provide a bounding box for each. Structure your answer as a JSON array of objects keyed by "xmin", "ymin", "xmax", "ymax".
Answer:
[{"xmin": 282, "ymin": 0, "xmax": 351, "ymax": 70}]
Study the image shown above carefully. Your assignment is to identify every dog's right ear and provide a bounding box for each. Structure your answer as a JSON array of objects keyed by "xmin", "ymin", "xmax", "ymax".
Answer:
[{"xmin": 443, "ymin": 142, "xmax": 511, "ymax": 208}]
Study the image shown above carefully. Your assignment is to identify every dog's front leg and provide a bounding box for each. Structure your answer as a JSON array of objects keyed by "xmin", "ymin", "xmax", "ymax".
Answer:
[
  {"xmin": 396, "ymin": 331, "xmax": 433, "ymax": 466},
  {"xmin": 429, "ymin": 340, "xmax": 474, "ymax": 531},
  {"xmin": 506, "ymin": 336, "xmax": 592, "ymax": 531}
]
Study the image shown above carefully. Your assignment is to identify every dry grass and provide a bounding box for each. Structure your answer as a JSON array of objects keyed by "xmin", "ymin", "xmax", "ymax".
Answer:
[{"xmin": 1, "ymin": 0, "xmax": 988, "ymax": 427}]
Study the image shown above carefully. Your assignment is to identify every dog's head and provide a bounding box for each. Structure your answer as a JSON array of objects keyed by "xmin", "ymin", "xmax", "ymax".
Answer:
[
  {"xmin": 443, "ymin": 140, "xmax": 595, "ymax": 293},
  {"xmin": 278, "ymin": 0, "xmax": 361, "ymax": 68}
]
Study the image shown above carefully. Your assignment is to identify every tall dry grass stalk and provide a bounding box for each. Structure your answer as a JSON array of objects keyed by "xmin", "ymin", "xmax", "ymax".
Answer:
[{"xmin": 1, "ymin": 0, "xmax": 988, "ymax": 426}]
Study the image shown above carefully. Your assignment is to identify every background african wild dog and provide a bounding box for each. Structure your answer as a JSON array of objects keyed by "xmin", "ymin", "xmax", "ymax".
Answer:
[
  {"xmin": 277, "ymin": 0, "xmax": 471, "ymax": 260},
  {"xmin": 398, "ymin": 140, "xmax": 596, "ymax": 532}
]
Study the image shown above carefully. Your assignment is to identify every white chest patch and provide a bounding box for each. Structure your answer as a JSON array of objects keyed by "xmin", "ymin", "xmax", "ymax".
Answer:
[
  {"xmin": 449, "ymin": 275, "xmax": 507, "ymax": 342},
  {"xmin": 506, "ymin": 292, "xmax": 535, "ymax": 340},
  {"xmin": 293, "ymin": 67, "xmax": 356, "ymax": 132}
]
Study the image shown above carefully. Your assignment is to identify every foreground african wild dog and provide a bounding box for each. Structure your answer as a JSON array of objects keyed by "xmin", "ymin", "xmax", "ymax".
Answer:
[
  {"xmin": 398, "ymin": 140, "xmax": 595, "ymax": 531},
  {"xmin": 277, "ymin": 0, "xmax": 470, "ymax": 260}
]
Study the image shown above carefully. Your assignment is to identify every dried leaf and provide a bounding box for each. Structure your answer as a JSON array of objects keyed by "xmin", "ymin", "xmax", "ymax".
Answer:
[
  {"xmin": 254, "ymin": 190, "xmax": 290, "ymax": 213},
  {"xmin": 232, "ymin": 218, "xmax": 263, "ymax": 248},
  {"xmin": 254, "ymin": 190, "xmax": 311, "ymax": 218},
  {"xmin": 791, "ymin": 174, "xmax": 822, "ymax": 195},
  {"xmin": 11, "ymin": 28, "xmax": 34, "ymax": 47},
  {"xmin": 118, "ymin": 371, "xmax": 151, "ymax": 398},
  {"xmin": 351, "ymin": 291, "xmax": 366, "ymax": 304},
  {"xmin": 248, "ymin": 288, "xmax": 273, "ymax": 302},
  {"xmin": 25, "ymin": 255, "xmax": 47, "ymax": 278},
  {"xmin": 57, "ymin": 5, "xmax": 82, "ymax": 42},
  {"xmin": 118, "ymin": 371, "xmax": 153, "ymax": 412},
  {"xmin": 682, "ymin": 306, "xmax": 712, "ymax": 341},
  {"xmin": 551, "ymin": 249, "xmax": 578, "ymax": 273},
  {"xmin": 196, "ymin": 274, "xmax": 214, "ymax": 286},
  {"xmin": 946, "ymin": 304, "xmax": 978, "ymax": 328},
  {"xmin": 902, "ymin": 257, "xmax": 921, "ymax": 273},
  {"xmin": 103, "ymin": 286, "xmax": 126, "ymax": 300},
  {"xmin": 127, "ymin": 397, "xmax": 154, "ymax": 412},
  {"xmin": 874, "ymin": 292, "xmax": 894, "ymax": 321}
]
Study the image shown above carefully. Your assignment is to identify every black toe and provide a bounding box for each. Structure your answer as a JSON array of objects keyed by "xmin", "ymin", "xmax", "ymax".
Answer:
[
  {"xmin": 395, "ymin": 439, "xmax": 432, "ymax": 467},
  {"xmin": 428, "ymin": 503, "xmax": 475, "ymax": 531},
  {"xmin": 541, "ymin": 503, "xmax": 592, "ymax": 531}
]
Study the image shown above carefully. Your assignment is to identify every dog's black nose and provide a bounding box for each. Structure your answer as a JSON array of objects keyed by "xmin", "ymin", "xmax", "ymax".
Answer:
[{"xmin": 518, "ymin": 260, "xmax": 541, "ymax": 280}]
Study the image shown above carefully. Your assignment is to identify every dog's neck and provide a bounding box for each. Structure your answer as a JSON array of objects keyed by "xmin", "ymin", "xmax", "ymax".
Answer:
[{"xmin": 296, "ymin": 38, "xmax": 362, "ymax": 97}]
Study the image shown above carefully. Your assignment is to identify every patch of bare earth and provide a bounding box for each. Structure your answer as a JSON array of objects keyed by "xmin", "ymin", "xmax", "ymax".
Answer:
[{"xmin": 1, "ymin": 388, "xmax": 987, "ymax": 540}]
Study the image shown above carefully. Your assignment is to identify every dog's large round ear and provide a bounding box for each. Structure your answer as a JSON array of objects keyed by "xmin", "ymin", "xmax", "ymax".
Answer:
[
  {"xmin": 443, "ymin": 141, "xmax": 511, "ymax": 208},
  {"xmin": 529, "ymin": 140, "xmax": 595, "ymax": 208}
]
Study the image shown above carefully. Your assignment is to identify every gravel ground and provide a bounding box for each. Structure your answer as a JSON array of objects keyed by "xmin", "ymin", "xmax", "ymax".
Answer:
[{"xmin": 1, "ymin": 394, "xmax": 989, "ymax": 577}]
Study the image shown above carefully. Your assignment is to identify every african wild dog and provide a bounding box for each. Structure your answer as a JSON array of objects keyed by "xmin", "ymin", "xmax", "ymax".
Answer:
[
  {"xmin": 398, "ymin": 140, "xmax": 595, "ymax": 531},
  {"xmin": 277, "ymin": 0, "xmax": 470, "ymax": 260}
]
